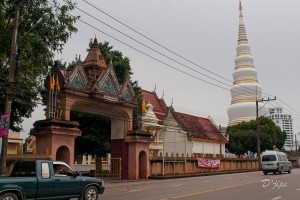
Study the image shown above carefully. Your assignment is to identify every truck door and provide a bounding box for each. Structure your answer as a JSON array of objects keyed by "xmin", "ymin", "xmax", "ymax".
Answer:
[
  {"xmin": 52, "ymin": 163, "xmax": 82, "ymax": 198},
  {"xmin": 36, "ymin": 162, "xmax": 54, "ymax": 199}
]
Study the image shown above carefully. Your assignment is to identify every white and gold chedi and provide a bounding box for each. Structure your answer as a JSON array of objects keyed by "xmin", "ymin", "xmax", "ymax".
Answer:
[
  {"xmin": 227, "ymin": 1, "xmax": 268, "ymax": 126},
  {"xmin": 141, "ymin": 101, "xmax": 162, "ymax": 132}
]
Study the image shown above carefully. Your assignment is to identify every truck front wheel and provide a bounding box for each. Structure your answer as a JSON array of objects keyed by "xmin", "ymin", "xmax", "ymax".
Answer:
[
  {"xmin": 0, "ymin": 192, "xmax": 19, "ymax": 200},
  {"xmin": 84, "ymin": 186, "xmax": 99, "ymax": 200}
]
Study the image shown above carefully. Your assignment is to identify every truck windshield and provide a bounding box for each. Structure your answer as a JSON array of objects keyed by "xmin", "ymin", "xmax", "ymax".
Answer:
[
  {"xmin": 10, "ymin": 161, "xmax": 36, "ymax": 177},
  {"xmin": 262, "ymin": 155, "xmax": 276, "ymax": 162}
]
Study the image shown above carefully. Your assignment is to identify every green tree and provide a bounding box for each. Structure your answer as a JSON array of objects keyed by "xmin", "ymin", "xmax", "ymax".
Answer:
[
  {"xmin": 226, "ymin": 116, "xmax": 286, "ymax": 155},
  {"xmin": 0, "ymin": 0, "xmax": 79, "ymax": 131},
  {"xmin": 72, "ymin": 112, "xmax": 111, "ymax": 157}
]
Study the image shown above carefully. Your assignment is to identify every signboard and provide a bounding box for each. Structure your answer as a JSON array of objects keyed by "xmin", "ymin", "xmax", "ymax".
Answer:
[
  {"xmin": 0, "ymin": 114, "xmax": 10, "ymax": 137},
  {"xmin": 197, "ymin": 158, "xmax": 221, "ymax": 168}
]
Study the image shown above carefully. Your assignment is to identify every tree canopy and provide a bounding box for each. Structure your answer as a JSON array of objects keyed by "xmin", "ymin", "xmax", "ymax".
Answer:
[
  {"xmin": 0, "ymin": 0, "xmax": 79, "ymax": 131},
  {"xmin": 72, "ymin": 111, "xmax": 111, "ymax": 157},
  {"xmin": 226, "ymin": 116, "xmax": 286, "ymax": 155}
]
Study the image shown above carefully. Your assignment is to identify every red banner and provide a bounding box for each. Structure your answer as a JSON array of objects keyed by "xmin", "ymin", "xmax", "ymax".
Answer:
[
  {"xmin": 0, "ymin": 114, "xmax": 10, "ymax": 138},
  {"xmin": 197, "ymin": 158, "xmax": 221, "ymax": 168}
]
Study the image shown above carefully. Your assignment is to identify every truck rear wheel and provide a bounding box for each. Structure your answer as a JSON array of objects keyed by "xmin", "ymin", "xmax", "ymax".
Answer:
[
  {"xmin": 0, "ymin": 192, "xmax": 19, "ymax": 200},
  {"xmin": 84, "ymin": 186, "xmax": 98, "ymax": 200}
]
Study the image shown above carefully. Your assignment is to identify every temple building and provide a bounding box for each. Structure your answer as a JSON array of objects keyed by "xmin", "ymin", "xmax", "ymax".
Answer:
[
  {"xmin": 227, "ymin": 1, "xmax": 268, "ymax": 126},
  {"xmin": 141, "ymin": 90, "xmax": 228, "ymax": 157}
]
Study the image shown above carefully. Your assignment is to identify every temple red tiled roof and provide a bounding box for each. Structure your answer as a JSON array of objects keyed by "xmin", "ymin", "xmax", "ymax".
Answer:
[
  {"xmin": 141, "ymin": 90, "xmax": 168, "ymax": 123},
  {"xmin": 173, "ymin": 111, "xmax": 228, "ymax": 143}
]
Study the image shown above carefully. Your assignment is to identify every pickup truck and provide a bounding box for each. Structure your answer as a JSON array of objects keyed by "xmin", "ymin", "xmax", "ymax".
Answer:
[{"xmin": 0, "ymin": 160, "xmax": 105, "ymax": 200}]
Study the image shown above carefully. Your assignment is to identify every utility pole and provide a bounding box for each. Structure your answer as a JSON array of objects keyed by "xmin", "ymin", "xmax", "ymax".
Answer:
[
  {"xmin": 0, "ymin": 1, "xmax": 49, "ymax": 176},
  {"xmin": 0, "ymin": 0, "xmax": 22, "ymax": 176},
  {"xmin": 256, "ymin": 97, "xmax": 276, "ymax": 170},
  {"xmin": 295, "ymin": 134, "xmax": 298, "ymax": 168}
]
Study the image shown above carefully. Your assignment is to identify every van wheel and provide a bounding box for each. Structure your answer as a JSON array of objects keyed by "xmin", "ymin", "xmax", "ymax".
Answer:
[
  {"xmin": 279, "ymin": 168, "xmax": 283, "ymax": 174},
  {"xmin": 0, "ymin": 192, "xmax": 19, "ymax": 200},
  {"xmin": 84, "ymin": 185, "xmax": 98, "ymax": 200},
  {"xmin": 263, "ymin": 171, "xmax": 268, "ymax": 175},
  {"xmin": 288, "ymin": 167, "xmax": 292, "ymax": 173},
  {"xmin": 273, "ymin": 171, "xmax": 276, "ymax": 175}
]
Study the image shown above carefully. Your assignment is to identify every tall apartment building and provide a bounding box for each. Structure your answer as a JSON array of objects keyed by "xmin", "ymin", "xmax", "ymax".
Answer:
[{"xmin": 268, "ymin": 107, "xmax": 294, "ymax": 151}]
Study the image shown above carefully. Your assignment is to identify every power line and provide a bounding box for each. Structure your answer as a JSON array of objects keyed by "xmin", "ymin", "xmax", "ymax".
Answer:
[
  {"xmin": 81, "ymin": 0, "xmax": 232, "ymax": 83},
  {"xmin": 3, "ymin": 1, "xmax": 299, "ymax": 130},
  {"xmin": 277, "ymin": 97, "xmax": 300, "ymax": 116},
  {"xmin": 67, "ymin": 0, "xmax": 277, "ymax": 100},
  {"xmin": 269, "ymin": 101, "xmax": 300, "ymax": 120}
]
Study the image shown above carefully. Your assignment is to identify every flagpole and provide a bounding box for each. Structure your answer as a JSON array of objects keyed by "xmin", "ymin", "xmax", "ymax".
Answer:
[
  {"xmin": 55, "ymin": 75, "xmax": 60, "ymax": 119},
  {"xmin": 54, "ymin": 86, "xmax": 57, "ymax": 119},
  {"xmin": 48, "ymin": 87, "xmax": 51, "ymax": 118},
  {"xmin": 51, "ymin": 75, "xmax": 54, "ymax": 118}
]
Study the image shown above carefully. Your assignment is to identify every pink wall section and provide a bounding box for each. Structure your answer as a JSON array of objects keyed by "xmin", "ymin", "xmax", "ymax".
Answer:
[{"xmin": 128, "ymin": 142, "xmax": 150, "ymax": 179}]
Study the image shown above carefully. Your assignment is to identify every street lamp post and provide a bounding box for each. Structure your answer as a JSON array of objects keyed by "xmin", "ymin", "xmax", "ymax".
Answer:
[
  {"xmin": 0, "ymin": 0, "xmax": 22, "ymax": 176},
  {"xmin": 0, "ymin": 0, "xmax": 49, "ymax": 175}
]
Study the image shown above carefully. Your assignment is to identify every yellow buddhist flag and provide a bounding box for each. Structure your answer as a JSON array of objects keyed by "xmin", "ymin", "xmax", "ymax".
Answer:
[
  {"xmin": 141, "ymin": 99, "xmax": 146, "ymax": 112},
  {"xmin": 50, "ymin": 74, "xmax": 54, "ymax": 90},
  {"xmin": 56, "ymin": 75, "xmax": 60, "ymax": 92},
  {"xmin": 52, "ymin": 75, "xmax": 55, "ymax": 90}
]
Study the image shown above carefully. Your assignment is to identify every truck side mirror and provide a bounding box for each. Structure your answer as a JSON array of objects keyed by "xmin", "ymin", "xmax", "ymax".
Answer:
[{"xmin": 74, "ymin": 171, "xmax": 81, "ymax": 177}]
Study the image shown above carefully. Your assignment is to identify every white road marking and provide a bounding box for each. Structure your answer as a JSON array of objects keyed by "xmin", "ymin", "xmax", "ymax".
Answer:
[
  {"xmin": 173, "ymin": 184, "xmax": 182, "ymax": 187},
  {"xmin": 272, "ymin": 196, "xmax": 282, "ymax": 200},
  {"xmin": 128, "ymin": 189, "xmax": 143, "ymax": 192},
  {"xmin": 297, "ymin": 188, "xmax": 300, "ymax": 191},
  {"xmin": 203, "ymin": 180, "xmax": 211, "ymax": 183},
  {"xmin": 226, "ymin": 177, "xmax": 233, "ymax": 180}
]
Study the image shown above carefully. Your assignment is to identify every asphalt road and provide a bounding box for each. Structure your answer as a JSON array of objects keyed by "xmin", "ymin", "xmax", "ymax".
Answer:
[{"xmin": 99, "ymin": 169, "xmax": 300, "ymax": 200}]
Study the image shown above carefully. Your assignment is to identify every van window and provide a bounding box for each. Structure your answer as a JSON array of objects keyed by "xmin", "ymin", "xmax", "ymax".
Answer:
[{"xmin": 262, "ymin": 155, "xmax": 276, "ymax": 161}]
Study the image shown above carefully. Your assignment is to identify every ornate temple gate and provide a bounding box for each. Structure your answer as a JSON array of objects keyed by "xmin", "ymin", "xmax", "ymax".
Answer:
[{"xmin": 31, "ymin": 38, "xmax": 152, "ymax": 179}]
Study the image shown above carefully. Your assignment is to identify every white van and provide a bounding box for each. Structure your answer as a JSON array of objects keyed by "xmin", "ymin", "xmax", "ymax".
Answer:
[{"xmin": 261, "ymin": 150, "xmax": 292, "ymax": 175}]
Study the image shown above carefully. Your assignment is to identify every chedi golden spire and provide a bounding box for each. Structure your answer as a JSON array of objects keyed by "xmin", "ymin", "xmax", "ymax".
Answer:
[{"xmin": 238, "ymin": 1, "xmax": 248, "ymax": 45}]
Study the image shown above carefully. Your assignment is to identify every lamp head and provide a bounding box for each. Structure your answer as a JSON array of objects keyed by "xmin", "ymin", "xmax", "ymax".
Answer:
[
  {"xmin": 41, "ymin": 13, "xmax": 50, "ymax": 23},
  {"xmin": 37, "ymin": 13, "xmax": 50, "ymax": 24}
]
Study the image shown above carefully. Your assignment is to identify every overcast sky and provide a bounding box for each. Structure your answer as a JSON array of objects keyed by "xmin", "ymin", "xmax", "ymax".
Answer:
[{"xmin": 22, "ymin": 0, "xmax": 300, "ymax": 140}]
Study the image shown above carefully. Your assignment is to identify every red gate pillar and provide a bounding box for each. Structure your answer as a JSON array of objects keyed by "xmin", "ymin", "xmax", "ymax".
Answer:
[
  {"xmin": 126, "ymin": 131, "xmax": 153, "ymax": 179},
  {"xmin": 111, "ymin": 139, "xmax": 129, "ymax": 179},
  {"xmin": 30, "ymin": 119, "xmax": 81, "ymax": 166}
]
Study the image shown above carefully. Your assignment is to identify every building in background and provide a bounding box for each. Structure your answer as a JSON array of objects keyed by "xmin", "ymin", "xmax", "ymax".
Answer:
[
  {"xmin": 268, "ymin": 107, "xmax": 294, "ymax": 151},
  {"xmin": 227, "ymin": 1, "xmax": 267, "ymax": 126},
  {"xmin": 141, "ymin": 89, "xmax": 228, "ymax": 158},
  {"xmin": 0, "ymin": 132, "xmax": 23, "ymax": 155}
]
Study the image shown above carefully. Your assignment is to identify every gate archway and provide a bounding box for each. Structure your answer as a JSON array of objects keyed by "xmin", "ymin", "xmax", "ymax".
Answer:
[
  {"xmin": 56, "ymin": 146, "xmax": 70, "ymax": 165},
  {"xmin": 32, "ymin": 38, "xmax": 153, "ymax": 179},
  {"xmin": 139, "ymin": 151, "xmax": 147, "ymax": 179}
]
